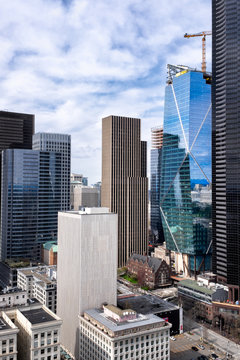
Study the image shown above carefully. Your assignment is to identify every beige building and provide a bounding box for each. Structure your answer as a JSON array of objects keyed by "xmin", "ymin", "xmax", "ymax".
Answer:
[
  {"xmin": 79, "ymin": 304, "xmax": 171, "ymax": 360},
  {"xmin": 70, "ymin": 184, "xmax": 99, "ymax": 210},
  {"xmin": 0, "ymin": 312, "xmax": 18, "ymax": 360},
  {"xmin": 1, "ymin": 304, "xmax": 62, "ymax": 360},
  {"xmin": 57, "ymin": 208, "xmax": 118, "ymax": 359},
  {"xmin": 17, "ymin": 266, "xmax": 57, "ymax": 313},
  {"xmin": 101, "ymin": 115, "xmax": 148, "ymax": 267}
]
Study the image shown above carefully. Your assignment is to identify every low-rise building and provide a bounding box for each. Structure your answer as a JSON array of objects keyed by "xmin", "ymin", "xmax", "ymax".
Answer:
[
  {"xmin": 17, "ymin": 266, "xmax": 57, "ymax": 313},
  {"xmin": 4, "ymin": 304, "xmax": 62, "ymax": 360},
  {"xmin": 0, "ymin": 312, "xmax": 19, "ymax": 360},
  {"xmin": 79, "ymin": 304, "xmax": 171, "ymax": 360},
  {"xmin": 127, "ymin": 254, "xmax": 171, "ymax": 289},
  {"xmin": 0, "ymin": 288, "xmax": 27, "ymax": 310},
  {"xmin": 0, "ymin": 260, "xmax": 38, "ymax": 289},
  {"xmin": 178, "ymin": 279, "xmax": 228, "ymax": 322},
  {"xmin": 118, "ymin": 294, "xmax": 182, "ymax": 335},
  {"xmin": 42, "ymin": 242, "xmax": 58, "ymax": 266}
]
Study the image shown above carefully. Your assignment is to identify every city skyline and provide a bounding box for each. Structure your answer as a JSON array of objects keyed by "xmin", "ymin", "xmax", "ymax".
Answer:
[{"xmin": 0, "ymin": 0, "xmax": 211, "ymax": 184}]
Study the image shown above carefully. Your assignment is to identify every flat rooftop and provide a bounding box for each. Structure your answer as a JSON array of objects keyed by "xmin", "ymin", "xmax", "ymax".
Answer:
[
  {"xmin": 118, "ymin": 294, "xmax": 179, "ymax": 314},
  {"xmin": 62, "ymin": 207, "xmax": 110, "ymax": 215},
  {"xmin": 21, "ymin": 307, "xmax": 56, "ymax": 325},
  {"xmin": 84, "ymin": 308, "xmax": 165, "ymax": 333},
  {"xmin": 178, "ymin": 279, "xmax": 214, "ymax": 295},
  {"xmin": 0, "ymin": 317, "xmax": 11, "ymax": 331}
]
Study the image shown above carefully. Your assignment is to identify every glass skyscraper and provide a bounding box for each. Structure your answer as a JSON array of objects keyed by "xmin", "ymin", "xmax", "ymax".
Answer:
[
  {"xmin": 33, "ymin": 133, "xmax": 71, "ymax": 211},
  {"xmin": 0, "ymin": 149, "xmax": 61, "ymax": 260},
  {"xmin": 160, "ymin": 65, "xmax": 212, "ymax": 274}
]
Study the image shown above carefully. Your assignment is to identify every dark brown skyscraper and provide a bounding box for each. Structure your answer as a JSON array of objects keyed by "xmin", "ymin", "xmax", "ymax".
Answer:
[
  {"xmin": 101, "ymin": 115, "xmax": 148, "ymax": 267},
  {"xmin": 0, "ymin": 110, "xmax": 35, "ymax": 210},
  {"xmin": 212, "ymin": 0, "xmax": 240, "ymax": 301}
]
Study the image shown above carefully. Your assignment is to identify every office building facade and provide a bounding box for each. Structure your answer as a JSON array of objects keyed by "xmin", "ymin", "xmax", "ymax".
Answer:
[
  {"xmin": 79, "ymin": 305, "xmax": 171, "ymax": 360},
  {"xmin": 212, "ymin": 0, "xmax": 240, "ymax": 301},
  {"xmin": 160, "ymin": 65, "xmax": 212, "ymax": 275},
  {"xmin": 1, "ymin": 149, "xmax": 61, "ymax": 260},
  {"xmin": 57, "ymin": 208, "xmax": 118, "ymax": 359},
  {"xmin": 0, "ymin": 111, "xmax": 34, "ymax": 221},
  {"xmin": 33, "ymin": 133, "xmax": 71, "ymax": 211},
  {"xmin": 101, "ymin": 115, "xmax": 148, "ymax": 267},
  {"xmin": 150, "ymin": 127, "xmax": 164, "ymax": 244}
]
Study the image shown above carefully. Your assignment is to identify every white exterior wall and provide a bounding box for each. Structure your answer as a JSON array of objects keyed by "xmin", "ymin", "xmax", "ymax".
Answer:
[
  {"xmin": 0, "ymin": 313, "xmax": 18, "ymax": 360},
  {"xmin": 79, "ymin": 316, "xmax": 171, "ymax": 360},
  {"xmin": 57, "ymin": 210, "xmax": 118, "ymax": 360},
  {"xmin": 0, "ymin": 291, "xmax": 27, "ymax": 308}
]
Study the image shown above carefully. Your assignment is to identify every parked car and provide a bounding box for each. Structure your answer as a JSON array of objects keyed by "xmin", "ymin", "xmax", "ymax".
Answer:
[
  {"xmin": 170, "ymin": 336, "xmax": 176, "ymax": 341},
  {"xmin": 211, "ymin": 354, "xmax": 218, "ymax": 359},
  {"xmin": 197, "ymin": 344, "xmax": 205, "ymax": 350},
  {"xmin": 191, "ymin": 346, "xmax": 198, "ymax": 351}
]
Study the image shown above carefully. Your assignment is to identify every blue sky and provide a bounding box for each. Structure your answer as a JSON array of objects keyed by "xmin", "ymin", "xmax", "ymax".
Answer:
[{"xmin": 0, "ymin": 0, "xmax": 211, "ymax": 184}]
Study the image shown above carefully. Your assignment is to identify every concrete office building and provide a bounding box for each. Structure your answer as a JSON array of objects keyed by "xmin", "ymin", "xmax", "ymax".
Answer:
[
  {"xmin": 0, "ymin": 288, "xmax": 27, "ymax": 310},
  {"xmin": 70, "ymin": 184, "xmax": 99, "ymax": 210},
  {"xmin": 79, "ymin": 305, "xmax": 171, "ymax": 360},
  {"xmin": 33, "ymin": 133, "xmax": 71, "ymax": 211},
  {"xmin": 57, "ymin": 208, "xmax": 118, "ymax": 359},
  {"xmin": 0, "ymin": 312, "xmax": 19, "ymax": 360},
  {"xmin": 1, "ymin": 149, "xmax": 61, "ymax": 260},
  {"xmin": 102, "ymin": 115, "xmax": 148, "ymax": 267},
  {"xmin": 212, "ymin": 0, "xmax": 240, "ymax": 301},
  {"xmin": 17, "ymin": 266, "xmax": 57, "ymax": 313},
  {"xmin": 4, "ymin": 304, "xmax": 62, "ymax": 360}
]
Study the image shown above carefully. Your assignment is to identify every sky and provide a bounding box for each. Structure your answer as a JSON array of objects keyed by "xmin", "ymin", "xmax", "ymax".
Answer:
[{"xmin": 0, "ymin": 0, "xmax": 211, "ymax": 184}]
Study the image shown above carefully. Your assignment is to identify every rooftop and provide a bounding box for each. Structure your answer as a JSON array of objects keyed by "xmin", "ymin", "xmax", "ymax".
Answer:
[
  {"xmin": 43, "ymin": 241, "xmax": 58, "ymax": 253},
  {"xmin": 83, "ymin": 308, "xmax": 166, "ymax": 334},
  {"xmin": 129, "ymin": 254, "xmax": 163, "ymax": 273},
  {"xmin": 61, "ymin": 207, "xmax": 111, "ymax": 215},
  {"xmin": 0, "ymin": 317, "xmax": 11, "ymax": 331},
  {"xmin": 118, "ymin": 294, "xmax": 179, "ymax": 315},
  {"xmin": 21, "ymin": 307, "xmax": 56, "ymax": 325},
  {"xmin": 178, "ymin": 279, "xmax": 214, "ymax": 295}
]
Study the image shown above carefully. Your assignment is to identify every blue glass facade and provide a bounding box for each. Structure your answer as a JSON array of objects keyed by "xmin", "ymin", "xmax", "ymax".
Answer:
[
  {"xmin": 160, "ymin": 70, "xmax": 212, "ymax": 271},
  {"xmin": 150, "ymin": 148, "xmax": 164, "ymax": 243},
  {"xmin": 0, "ymin": 149, "xmax": 61, "ymax": 260}
]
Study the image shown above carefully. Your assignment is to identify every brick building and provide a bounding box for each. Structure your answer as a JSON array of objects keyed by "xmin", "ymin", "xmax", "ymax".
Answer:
[
  {"xmin": 127, "ymin": 254, "xmax": 171, "ymax": 289},
  {"xmin": 42, "ymin": 242, "xmax": 58, "ymax": 265}
]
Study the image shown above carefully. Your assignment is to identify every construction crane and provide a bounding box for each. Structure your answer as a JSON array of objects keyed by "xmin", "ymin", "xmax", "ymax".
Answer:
[{"xmin": 184, "ymin": 31, "xmax": 212, "ymax": 73}]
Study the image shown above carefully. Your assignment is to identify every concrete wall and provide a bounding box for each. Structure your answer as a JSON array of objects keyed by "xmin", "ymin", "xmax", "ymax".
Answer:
[{"xmin": 57, "ymin": 210, "xmax": 118, "ymax": 359}]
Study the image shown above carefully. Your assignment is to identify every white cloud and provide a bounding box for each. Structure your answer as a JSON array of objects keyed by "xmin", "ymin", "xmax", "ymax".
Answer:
[{"xmin": 0, "ymin": 0, "xmax": 211, "ymax": 183}]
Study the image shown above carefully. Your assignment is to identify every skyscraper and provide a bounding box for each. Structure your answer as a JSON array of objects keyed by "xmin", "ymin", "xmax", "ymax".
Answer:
[
  {"xmin": 212, "ymin": 0, "xmax": 240, "ymax": 301},
  {"xmin": 57, "ymin": 208, "xmax": 118, "ymax": 359},
  {"xmin": 1, "ymin": 149, "xmax": 61, "ymax": 260},
  {"xmin": 0, "ymin": 111, "xmax": 34, "ymax": 217},
  {"xmin": 33, "ymin": 133, "xmax": 71, "ymax": 210},
  {"xmin": 160, "ymin": 65, "xmax": 212, "ymax": 276},
  {"xmin": 150, "ymin": 127, "xmax": 164, "ymax": 243},
  {"xmin": 101, "ymin": 115, "xmax": 148, "ymax": 267}
]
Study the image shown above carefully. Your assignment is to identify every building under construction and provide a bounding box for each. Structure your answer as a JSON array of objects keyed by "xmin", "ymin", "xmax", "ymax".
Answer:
[{"xmin": 160, "ymin": 64, "xmax": 212, "ymax": 277}]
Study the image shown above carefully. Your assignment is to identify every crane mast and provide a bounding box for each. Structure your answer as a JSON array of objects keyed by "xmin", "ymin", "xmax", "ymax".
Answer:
[{"xmin": 184, "ymin": 31, "xmax": 212, "ymax": 73}]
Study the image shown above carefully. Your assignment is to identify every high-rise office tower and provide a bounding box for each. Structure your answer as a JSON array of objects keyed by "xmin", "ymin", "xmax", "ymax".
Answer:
[
  {"xmin": 160, "ymin": 65, "xmax": 212, "ymax": 276},
  {"xmin": 57, "ymin": 208, "xmax": 118, "ymax": 359},
  {"xmin": 1, "ymin": 149, "xmax": 61, "ymax": 260},
  {"xmin": 0, "ymin": 111, "xmax": 34, "ymax": 217},
  {"xmin": 212, "ymin": 0, "xmax": 240, "ymax": 301},
  {"xmin": 150, "ymin": 127, "xmax": 164, "ymax": 244},
  {"xmin": 33, "ymin": 133, "xmax": 71, "ymax": 210},
  {"xmin": 101, "ymin": 115, "xmax": 148, "ymax": 267}
]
